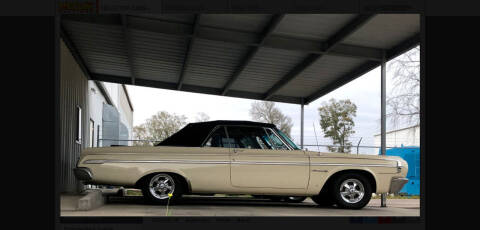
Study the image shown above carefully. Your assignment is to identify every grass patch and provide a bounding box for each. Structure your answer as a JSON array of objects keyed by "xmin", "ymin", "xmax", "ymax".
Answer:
[
  {"xmin": 371, "ymin": 194, "xmax": 419, "ymax": 199},
  {"xmin": 215, "ymin": 194, "xmax": 253, "ymax": 198},
  {"xmin": 125, "ymin": 189, "xmax": 143, "ymax": 196}
]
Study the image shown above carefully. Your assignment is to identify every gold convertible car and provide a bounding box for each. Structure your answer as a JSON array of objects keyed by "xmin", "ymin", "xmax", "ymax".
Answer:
[{"xmin": 74, "ymin": 120, "xmax": 408, "ymax": 209}]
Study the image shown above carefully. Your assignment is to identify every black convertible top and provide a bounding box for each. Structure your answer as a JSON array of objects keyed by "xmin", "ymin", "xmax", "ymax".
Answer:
[{"xmin": 156, "ymin": 120, "xmax": 276, "ymax": 147}]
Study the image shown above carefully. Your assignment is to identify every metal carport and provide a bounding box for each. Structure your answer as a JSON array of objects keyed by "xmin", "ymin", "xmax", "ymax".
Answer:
[{"xmin": 60, "ymin": 13, "xmax": 420, "ymax": 206}]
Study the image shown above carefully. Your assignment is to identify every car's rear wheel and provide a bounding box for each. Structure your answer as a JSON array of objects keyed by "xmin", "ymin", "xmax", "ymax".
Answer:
[
  {"xmin": 141, "ymin": 173, "xmax": 183, "ymax": 205},
  {"xmin": 332, "ymin": 173, "xmax": 372, "ymax": 209}
]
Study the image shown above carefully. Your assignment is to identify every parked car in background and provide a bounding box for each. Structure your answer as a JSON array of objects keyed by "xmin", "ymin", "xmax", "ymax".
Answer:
[{"xmin": 74, "ymin": 120, "xmax": 408, "ymax": 209}]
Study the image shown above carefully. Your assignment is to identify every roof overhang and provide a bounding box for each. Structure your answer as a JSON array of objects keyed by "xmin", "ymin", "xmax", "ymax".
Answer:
[{"xmin": 60, "ymin": 14, "xmax": 419, "ymax": 105}]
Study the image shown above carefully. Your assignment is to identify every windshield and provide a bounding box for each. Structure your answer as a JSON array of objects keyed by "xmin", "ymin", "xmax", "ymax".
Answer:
[{"xmin": 275, "ymin": 128, "xmax": 301, "ymax": 150}]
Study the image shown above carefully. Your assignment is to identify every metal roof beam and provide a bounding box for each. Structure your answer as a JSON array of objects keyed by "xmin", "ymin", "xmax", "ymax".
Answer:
[
  {"xmin": 221, "ymin": 14, "xmax": 284, "ymax": 96},
  {"xmin": 61, "ymin": 15, "xmax": 383, "ymax": 61},
  {"xmin": 92, "ymin": 73, "xmax": 303, "ymax": 104},
  {"xmin": 262, "ymin": 14, "xmax": 374, "ymax": 100},
  {"xmin": 386, "ymin": 33, "xmax": 420, "ymax": 60},
  {"xmin": 94, "ymin": 81, "xmax": 114, "ymax": 106},
  {"xmin": 304, "ymin": 33, "xmax": 420, "ymax": 104},
  {"xmin": 177, "ymin": 14, "xmax": 201, "ymax": 90},
  {"xmin": 60, "ymin": 25, "xmax": 94, "ymax": 80},
  {"xmin": 121, "ymin": 15, "xmax": 136, "ymax": 85},
  {"xmin": 263, "ymin": 53, "xmax": 321, "ymax": 101},
  {"xmin": 324, "ymin": 14, "xmax": 375, "ymax": 51},
  {"xmin": 305, "ymin": 61, "xmax": 379, "ymax": 105},
  {"xmin": 264, "ymin": 36, "xmax": 383, "ymax": 61}
]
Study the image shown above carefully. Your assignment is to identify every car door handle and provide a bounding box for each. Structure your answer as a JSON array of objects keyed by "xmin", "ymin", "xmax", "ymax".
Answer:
[{"xmin": 233, "ymin": 149, "xmax": 244, "ymax": 153}]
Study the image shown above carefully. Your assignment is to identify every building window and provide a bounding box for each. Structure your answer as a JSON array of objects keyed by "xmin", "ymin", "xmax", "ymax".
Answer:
[
  {"xmin": 76, "ymin": 106, "xmax": 82, "ymax": 144},
  {"xmin": 89, "ymin": 119, "xmax": 95, "ymax": 147}
]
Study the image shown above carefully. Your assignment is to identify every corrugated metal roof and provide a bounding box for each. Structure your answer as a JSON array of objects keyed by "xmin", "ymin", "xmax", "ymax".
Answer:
[
  {"xmin": 61, "ymin": 14, "xmax": 420, "ymax": 105},
  {"xmin": 272, "ymin": 14, "xmax": 357, "ymax": 41},
  {"xmin": 276, "ymin": 55, "xmax": 366, "ymax": 98},
  {"xmin": 199, "ymin": 14, "xmax": 271, "ymax": 33},
  {"xmin": 183, "ymin": 38, "xmax": 249, "ymax": 88},
  {"xmin": 342, "ymin": 14, "xmax": 420, "ymax": 49},
  {"xmin": 130, "ymin": 29, "xmax": 187, "ymax": 83},
  {"xmin": 231, "ymin": 47, "xmax": 308, "ymax": 93},
  {"xmin": 63, "ymin": 20, "xmax": 131, "ymax": 77}
]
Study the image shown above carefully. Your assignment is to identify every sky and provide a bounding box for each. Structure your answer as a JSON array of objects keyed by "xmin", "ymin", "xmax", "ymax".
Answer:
[{"xmin": 125, "ymin": 51, "xmax": 416, "ymax": 155}]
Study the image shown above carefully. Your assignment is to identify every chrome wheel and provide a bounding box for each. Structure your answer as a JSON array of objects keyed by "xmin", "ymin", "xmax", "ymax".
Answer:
[
  {"xmin": 149, "ymin": 174, "xmax": 175, "ymax": 200},
  {"xmin": 339, "ymin": 178, "xmax": 365, "ymax": 204}
]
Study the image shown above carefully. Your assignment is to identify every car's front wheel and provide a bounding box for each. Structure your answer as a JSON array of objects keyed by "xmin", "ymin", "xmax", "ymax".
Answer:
[
  {"xmin": 332, "ymin": 173, "xmax": 372, "ymax": 209},
  {"xmin": 141, "ymin": 173, "xmax": 183, "ymax": 205}
]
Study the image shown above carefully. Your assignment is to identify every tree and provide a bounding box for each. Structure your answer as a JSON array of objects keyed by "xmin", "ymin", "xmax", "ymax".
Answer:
[
  {"xmin": 318, "ymin": 99, "xmax": 357, "ymax": 153},
  {"xmin": 387, "ymin": 46, "xmax": 420, "ymax": 127},
  {"xmin": 195, "ymin": 112, "xmax": 210, "ymax": 122},
  {"xmin": 132, "ymin": 111, "xmax": 188, "ymax": 146},
  {"xmin": 249, "ymin": 101, "xmax": 293, "ymax": 137}
]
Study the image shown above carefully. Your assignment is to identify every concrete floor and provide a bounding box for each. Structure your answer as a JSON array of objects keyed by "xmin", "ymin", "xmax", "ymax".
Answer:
[{"xmin": 61, "ymin": 195, "xmax": 420, "ymax": 217}]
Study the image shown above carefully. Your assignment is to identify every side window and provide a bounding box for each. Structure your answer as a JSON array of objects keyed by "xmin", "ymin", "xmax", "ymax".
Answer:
[
  {"xmin": 265, "ymin": 128, "xmax": 290, "ymax": 150},
  {"xmin": 226, "ymin": 126, "xmax": 272, "ymax": 150},
  {"xmin": 203, "ymin": 126, "xmax": 229, "ymax": 148}
]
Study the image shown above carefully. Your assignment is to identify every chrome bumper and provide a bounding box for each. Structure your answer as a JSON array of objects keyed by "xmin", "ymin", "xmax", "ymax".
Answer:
[
  {"xmin": 73, "ymin": 167, "xmax": 93, "ymax": 181},
  {"xmin": 389, "ymin": 177, "xmax": 408, "ymax": 193}
]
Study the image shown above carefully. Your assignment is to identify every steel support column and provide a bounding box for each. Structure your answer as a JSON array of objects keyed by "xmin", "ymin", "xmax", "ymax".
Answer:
[
  {"xmin": 300, "ymin": 99, "xmax": 304, "ymax": 149},
  {"xmin": 380, "ymin": 50, "xmax": 387, "ymax": 207}
]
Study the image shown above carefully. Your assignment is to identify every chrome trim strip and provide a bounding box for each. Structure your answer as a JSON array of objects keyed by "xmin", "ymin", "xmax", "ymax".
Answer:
[
  {"xmin": 310, "ymin": 156, "xmax": 400, "ymax": 162},
  {"xmin": 83, "ymin": 159, "xmax": 107, "ymax": 164},
  {"xmin": 312, "ymin": 169, "xmax": 328, "ymax": 172},
  {"xmin": 232, "ymin": 161, "xmax": 308, "ymax": 166},
  {"xmin": 84, "ymin": 159, "xmax": 230, "ymax": 164},
  {"xmin": 84, "ymin": 159, "xmax": 396, "ymax": 168},
  {"xmin": 311, "ymin": 163, "xmax": 396, "ymax": 168}
]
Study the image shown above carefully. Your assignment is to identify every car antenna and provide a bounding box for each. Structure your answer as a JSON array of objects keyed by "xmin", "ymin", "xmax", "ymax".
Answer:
[{"xmin": 312, "ymin": 122, "xmax": 320, "ymax": 152}]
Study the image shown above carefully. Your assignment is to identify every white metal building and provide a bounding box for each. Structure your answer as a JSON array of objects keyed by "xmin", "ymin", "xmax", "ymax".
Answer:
[
  {"xmin": 87, "ymin": 81, "xmax": 134, "ymax": 148},
  {"xmin": 374, "ymin": 125, "xmax": 420, "ymax": 147}
]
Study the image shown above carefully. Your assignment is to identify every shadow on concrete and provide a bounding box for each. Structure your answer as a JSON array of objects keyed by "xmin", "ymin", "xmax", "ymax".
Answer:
[{"xmin": 105, "ymin": 195, "xmax": 337, "ymax": 209}]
